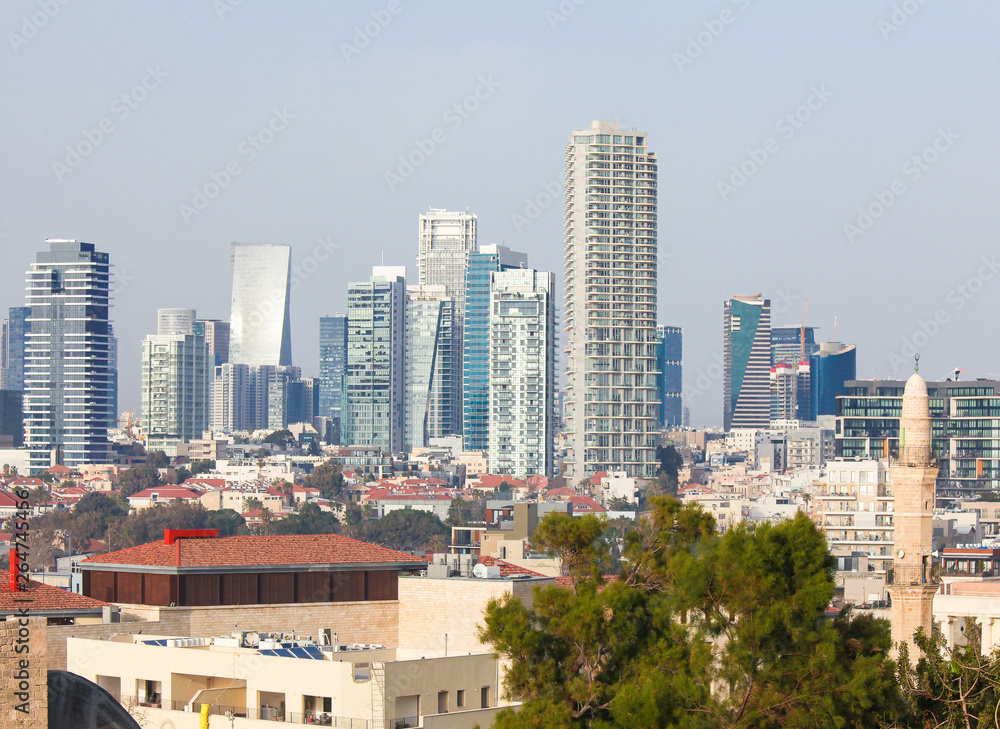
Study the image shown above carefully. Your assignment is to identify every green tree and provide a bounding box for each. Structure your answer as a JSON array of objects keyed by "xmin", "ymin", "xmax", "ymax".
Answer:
[
  {"xmin": 205, "ymin": 508, "xmax": 247, "ymax": 536},
  {"xmin": 118, "ymin": 465, "xmax": 164, "ymax": 497},
  {"xmin": 897, "ymin": 623, "xmax": 1000, "ymax": 727},
  {"xmin": 262, "ymin": 429, "xmax": 296, "ymax": 448},
  {"xmin": 189, "ymin": 459, "xmax": 216, "ymax": 477},
  {"xmin": 242, "ymin": 496, "xmax": 264, "ymax": 514},
  {"xmin": 448, "ymin": 496, "xmax": 486, "ymax": 526},
  {"xmin": 302, "ymin": 461, "xmax": 345, "ymax": 500},
  {"xmin": 361, "ymin": 508, "xmax": 448, "ymax": 553},
  {"xmin": 145, "ymin": 450, "xmax": 169, "ymax": 469},
  {"xmin": 343, "ymin": 502, "xmax": 364, "ymax": 538},
  {"xmin": 271, "ymin": 502, "xmax": 339, "ymax": 535},
  {"xmin": 481, "ymin": 499, "xmax": 905, "ymax": 729}
]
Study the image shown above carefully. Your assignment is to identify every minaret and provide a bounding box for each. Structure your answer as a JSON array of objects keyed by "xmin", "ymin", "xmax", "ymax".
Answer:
[{"xmin": 887, "ymin": 372, "xmax": 938, "ymax": 661}]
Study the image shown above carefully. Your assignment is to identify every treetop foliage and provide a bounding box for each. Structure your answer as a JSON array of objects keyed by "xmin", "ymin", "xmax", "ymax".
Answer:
[{"xmin": 480, "ymin": 498, "xmax": 909, "ymax": 729}]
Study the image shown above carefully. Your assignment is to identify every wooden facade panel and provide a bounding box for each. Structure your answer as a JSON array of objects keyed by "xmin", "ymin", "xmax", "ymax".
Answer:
[
  {"xmin": 143, "ymin": 574, "xmax": 173, "ymax": 607},
  {"xmin": 117, "ymin": 572, "xmax": 143, "ymax": 604},
  {"xmin": 182, "ymin": 574, "xmax": 221, "ymax": 606},
  {"xmin": 259, "ymin": 572, "xmax": 294, "ymax": 604},
  {"xmin": 86, "ymin": 571, "xmax": 116, "ymax": 603},
  {"xmin": 366, "ymin": 570, "xmax": 395, "ymax": 601},
  {"xmin": 221, "ymin": 573, "xmax": 258, "ymax": 606},
  {"xmin": 84, "ymin": 567, "xmax": 403, "ymax": 606},
  {"xmin": 295, "ymin": 571, "xmax": 330, "ymax": 603}
]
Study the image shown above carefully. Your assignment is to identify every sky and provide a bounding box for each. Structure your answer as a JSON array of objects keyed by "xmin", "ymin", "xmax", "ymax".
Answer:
[{"xmin": 1, "ymin": 0, "xmax": 998, "ymax": 427}]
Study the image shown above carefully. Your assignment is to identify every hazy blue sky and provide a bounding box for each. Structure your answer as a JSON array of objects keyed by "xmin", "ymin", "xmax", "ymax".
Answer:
[{"xmin": 2, "ymin": 1, "xmax": 998, "ymax": 427}]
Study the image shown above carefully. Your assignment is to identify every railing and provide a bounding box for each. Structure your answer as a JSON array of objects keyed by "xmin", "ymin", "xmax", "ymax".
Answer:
[
  {"xmin": 390, "ymin": 716, "xmax": 419, "ymax": 729},
  {"xmin": 161, "ymin": 700, "xmax": 367, "ymax": 727},
  {"xmin": 887, "ymin": 565, "xmax": 930, "ymax": 585}
]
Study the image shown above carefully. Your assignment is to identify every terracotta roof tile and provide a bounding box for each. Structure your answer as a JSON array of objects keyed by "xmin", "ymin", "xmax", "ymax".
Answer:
[
  {"xmin": 478, "ymin": 555, "xmax": 546, "ymax": 578},
  {"xmin": 82, "ymin": 533, "xmax": 425, "ymax": 569},
  {"xmin": 0, "ymin": 580, "xmax": 111, "ymax": 612}
]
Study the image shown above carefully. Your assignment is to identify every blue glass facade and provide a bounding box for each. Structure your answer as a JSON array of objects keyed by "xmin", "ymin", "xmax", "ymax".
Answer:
[
  {"xmin": 811, "ymin": 343, "xmax": 857, "ymax": 417},
  {"xmin": 656, "ymin": 326, "xmax": 682, "ymax": 428},
  {"xmin": 2, "ymin": 306, "xmax": 30, "ymax": 390},
  {"xmin": 319, "ymin": 315, "xmax": 348, "ymax": 427},
  {"xmin": 463, "ymin": 247, "xmax": 526, "ymax": 452}
]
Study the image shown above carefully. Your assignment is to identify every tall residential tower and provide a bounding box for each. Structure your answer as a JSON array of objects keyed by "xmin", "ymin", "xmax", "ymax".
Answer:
[
  {"xmin": 24, "ymin": 240, "xmax": 115, "ymax": 471},
  {"xmin": 563, "ymin": 121, "xmax": 660, "ymax": 479}
]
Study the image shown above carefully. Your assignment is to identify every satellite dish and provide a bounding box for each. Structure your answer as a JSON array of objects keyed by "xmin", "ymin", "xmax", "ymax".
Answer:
[{"xmin": 472, "ymin": 563, "xmax": 489, "ymax": 579}]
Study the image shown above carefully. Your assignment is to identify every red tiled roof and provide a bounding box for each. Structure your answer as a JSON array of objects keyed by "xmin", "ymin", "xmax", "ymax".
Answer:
[
  {"xmin": 0, "ymin": 491, "xmax": 23, "ymax": 508},
  {"xmin": 183, "ymin": 478, "xmax": 226, "ymax": 489},
  {"xmin": 129, "ymin": 487, "xmax": 203, "ymax": 500},
  {"xmin": 478, "ymin": 555, "xmax": 546, "ymax": 578},
  {"xmin": 82, "ymin": 533, "xmax": 425, "ymax": 569},
  {"xmin": 569, "ymin": 496, "xmax": 606, "ymax": 513},
  {"xmin": 0, "ymin": 580, "xmax": 110, "ymax": 613}
]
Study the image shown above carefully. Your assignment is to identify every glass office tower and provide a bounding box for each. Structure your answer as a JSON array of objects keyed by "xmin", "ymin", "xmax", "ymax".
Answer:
[
  {"xmin": 656, "ymin": 326, "xmax": 682, "ymax": 428},
  {"xmin": 462, "ymin": 244, "xmax": 527, "ymax": 452},
  {"xmin": 1, "ymin": 306, "xmax": 30, "ymax": 391},
  {"xmin": 723, "ymin": 294, "xmax": 772, "ymax": 430},
  {"xmin": 404, "ymin": 286, "xmax": 454, "ymax": 453},
  {"xmin": 229, "ymin": 243, "xmax": 292, "ymax": 367},
  {"xmin": 24, "ymin": 240, "xmax": 114, "ymax": 471},
  {"xmin": 343, "ymin": 267, "xmax": 406, "ymax": 453},
  {"xmin": 319, "ymin": 314, "xmax": 348, "ymax": 426}
]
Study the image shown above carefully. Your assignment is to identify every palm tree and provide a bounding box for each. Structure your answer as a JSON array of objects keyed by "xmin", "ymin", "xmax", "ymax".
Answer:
[
  {"xmin": 242, "ymin": 496, "xmax": 264, "ymax": 514},
  {"xmin": 260, "ymin": 507, "xmax": 274, "ymax": 535}
]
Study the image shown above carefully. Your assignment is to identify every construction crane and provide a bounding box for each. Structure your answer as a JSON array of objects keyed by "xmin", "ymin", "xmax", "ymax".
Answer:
[{"xmin": 117, "ymin": 410, "xmax": 136, "ymax": 439}]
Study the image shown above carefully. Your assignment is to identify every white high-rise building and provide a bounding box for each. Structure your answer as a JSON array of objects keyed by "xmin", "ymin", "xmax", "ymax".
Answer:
[
  {"xmin": 417, "ymin": 209, "xmax": 476, "ymax": 434},
  {"xmin": 24, "ymin": 240, "xmax": 115, "ymax": 471},
  {"xmin": 563, "ymin": 121, "xmax": 660, "ymax": 479},
  {"xmin": 229, "ymin": 243, "xmax": 292, "ymax": 367},
  {"xmin": 488, "ymin": 268, "xmax": 556, "ymax": 479},
  {"xmin": 141, "ymin": 331, "xmax": 211, "ymax": 455},
  {"xmin": 404, "ymin": 285, "xmax": 454, "ymax": 454},
  {"xmin": 343, "ymin": 266, "xmax": 406, "ymax": 453},
  {"xmin": 157, "ymin": 308, "xmax": 196, "ymax": 336}
]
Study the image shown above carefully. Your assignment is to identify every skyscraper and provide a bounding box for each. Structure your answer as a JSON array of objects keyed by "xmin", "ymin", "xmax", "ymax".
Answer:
[
  {"xmin": 563, "ymin": 121, "xmax": 660, "ymax": 479},
  {"xmin": 656, "ymin": 326, "xmax": 682, "ymax": 429},
  {"xmin": 404, "ymin": 285, "xmax": 455, "ymax": 454},
  {"xmin": 418, "ymin": 209, "xmax": 477, "ymax": 434},
  {"xmin": 1, "ymin": 307, "xmax": 30, "ymax": 391},
  {"xmin": 229, "ymin": 243, "xmax": 292, "ymax": 367},
  {"xmin": 463, "ymin": 244, "xmax": 527, "ymax": 452},
  {"xmin": 342, "ymin": 266, "xmax": 406, "ymax": 453},
  {"xmin": 193, "ymin": 319, "xmax": 230, "ymax": 368},
  {"xmin": 319, "ymin": 314, "xmax": 348, "ymax": 427},
  {"xmin": 24, "ymin": 240, "xmax": 114, "ymax": 471},
  {"xmin": 811, "ymin": 342, "xmax": 857, "ymax": 417},
  {"xmin": 723, "ymin": 294, "xmax": 771, "ymax": 430},
  {"xmin": 141, "ymin": 329, "xmax": 211, "ymax": 454},
  {"xmin": 488, "ymin": 268, "xmax": 556, "ymax": 478},
  {"xmin": 157, "ymin": 308, "xmax": 196, "ymax": 336},
  {"xmin": 771, "ymin": 325, "xmax": 818, "ymax": 365}
]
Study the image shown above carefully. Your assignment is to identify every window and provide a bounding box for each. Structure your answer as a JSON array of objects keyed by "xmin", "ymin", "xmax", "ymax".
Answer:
[
  {"xmin": 438, "ymin": 691, "xmax": 449, "ymax": 714},
  {"xmin": 481, "ymin": 686, "xmax": 491, "ymax": 708},
  {"xmin": 457, "ymin": 690, "xmax": 465, "ymax": 708}
]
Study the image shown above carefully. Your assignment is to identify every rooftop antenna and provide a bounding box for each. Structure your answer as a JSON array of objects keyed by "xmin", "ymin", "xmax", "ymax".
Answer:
[{"xmin": 832, "ymin": 314, "xmax": 838, "ymax": 342}]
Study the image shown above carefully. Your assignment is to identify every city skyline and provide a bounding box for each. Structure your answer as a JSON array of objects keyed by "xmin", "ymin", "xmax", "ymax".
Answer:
[{"xmin": 2, "ymin": 3, "xmax": 998, "ymax": 428}]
